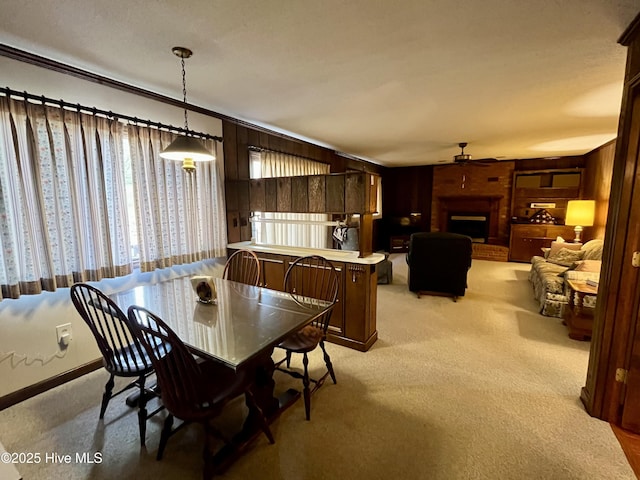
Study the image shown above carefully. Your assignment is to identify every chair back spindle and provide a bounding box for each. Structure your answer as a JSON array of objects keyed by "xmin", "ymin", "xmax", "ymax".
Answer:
[
  {"xmin": 128, "ymin": 306, "xmax": 218, "ymax": 421},
  {"xmin": 70, "ymin": 284, "xmax": 152, "ymax": 373},
  {"xmin": 284, "ymin": 255, "xmax": 339, "ymax": 332},
  {"xmin": 223, "ymin": 249, "xmax": 261, "ymax": 286}
]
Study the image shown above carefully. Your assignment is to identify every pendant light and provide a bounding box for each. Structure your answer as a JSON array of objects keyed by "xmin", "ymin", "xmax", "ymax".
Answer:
[{"xmin": 160, "ymin": 46, "xmax": 215, "ymax": 172}]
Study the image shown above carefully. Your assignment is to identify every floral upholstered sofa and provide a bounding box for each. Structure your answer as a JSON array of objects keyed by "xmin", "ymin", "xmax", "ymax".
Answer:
[{"xmin": 528, "ymin": 239, "xmax": 604, "ymax": 317}]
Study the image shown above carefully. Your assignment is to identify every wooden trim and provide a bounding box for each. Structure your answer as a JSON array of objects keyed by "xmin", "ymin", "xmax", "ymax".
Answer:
[
  {"xmin": 583, "ymin": 74, "xmax": 640, "ymax": 421},
  {"xmin": 0, "ymin": 359, "xmax": 102, "ymax": 411},
  {"xmin": 0, "ymin": 44, "xmax": 234, "ymax": 122},
  {"xmin": 326, "ymin": 330, "xmax": 378, "ymax": 352},
  {"xmin": 619, "ymin": 12, "xmax": 640, "ymax": 46}
]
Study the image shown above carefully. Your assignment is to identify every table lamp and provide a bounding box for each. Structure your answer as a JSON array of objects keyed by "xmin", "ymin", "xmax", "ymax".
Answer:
[{"xmin": 565, "ymin": 200, "xmax": 595, "ymax": 243}]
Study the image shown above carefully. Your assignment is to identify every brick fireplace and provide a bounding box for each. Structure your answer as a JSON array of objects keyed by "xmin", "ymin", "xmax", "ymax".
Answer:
[{"xmin": 430, "ymin": 162, "xmax": 515, "ymax": 247}]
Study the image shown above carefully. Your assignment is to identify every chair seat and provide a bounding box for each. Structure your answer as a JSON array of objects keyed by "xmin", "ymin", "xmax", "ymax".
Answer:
[
  {"xmin": 106, "ymin": 344, "xmax": 154, "ymax": 375},
  {"xmin": 186, "ymin": 360, "xmax": 251, "ymax": 420},
  {"xmin": 277, "ymin": 325, "xmax": 323, "ymax": 353}
]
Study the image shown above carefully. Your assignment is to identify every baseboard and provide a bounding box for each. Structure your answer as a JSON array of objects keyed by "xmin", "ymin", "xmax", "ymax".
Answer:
[{"xmin": 0, "ymin": 359, "xmax": 102, "ymax": 411}]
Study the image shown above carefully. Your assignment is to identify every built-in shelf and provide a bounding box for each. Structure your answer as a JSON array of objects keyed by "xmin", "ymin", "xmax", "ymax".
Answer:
[{"xmin": 511, "ymin": 168, "xmax": 584, "ymax": 223}]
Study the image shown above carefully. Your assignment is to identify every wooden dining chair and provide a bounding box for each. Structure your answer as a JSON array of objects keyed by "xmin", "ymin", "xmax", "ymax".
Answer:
[
  {"xmin": 223, "ymin": 249, "xmax": 261, "ymax": 286},
  {"xmin": 274, "ymin": 255, "xmax": 339, "ymax": 420},
  {"xmin": 69, "ymin": 283, "xmax": 162, "ymax": 446},
  {"xmin": 127, "ymin": 305, "xmax": 275, "ymax": 472}
]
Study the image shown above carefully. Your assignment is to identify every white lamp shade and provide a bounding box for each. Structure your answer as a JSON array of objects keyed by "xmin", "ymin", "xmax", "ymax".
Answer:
[
  {"xmin": 565, "ymin": 200, "xmax": 595, "ymax": 227},
  {"xmin": 159, "ymin": 135, "xmax": 215, "ymax": 161}
]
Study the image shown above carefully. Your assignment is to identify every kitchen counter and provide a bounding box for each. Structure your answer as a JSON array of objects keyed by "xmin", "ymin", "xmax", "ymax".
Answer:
[
  {"xmin": 227, "ymin": 242, "xmax": 386, "ymax": 265},
  {"xmin": 227, "ymin": 241, "xmax": 382, "ymax": 351}
]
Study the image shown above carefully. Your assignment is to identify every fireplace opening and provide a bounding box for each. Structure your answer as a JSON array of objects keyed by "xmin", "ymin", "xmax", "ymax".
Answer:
[{"xmin": 448, "ymin": 213, "xmax": 489, "ymax": 243}]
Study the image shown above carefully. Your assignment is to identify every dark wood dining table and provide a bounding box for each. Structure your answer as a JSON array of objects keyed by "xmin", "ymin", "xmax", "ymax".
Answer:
[{"xmin": 110, "ymin": 275, "xmax": 331, "ymax": 467}]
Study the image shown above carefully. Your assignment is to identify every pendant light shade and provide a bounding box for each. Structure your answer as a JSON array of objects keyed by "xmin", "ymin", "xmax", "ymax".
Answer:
[
  {"xmin": 161, "ymin": 46, "xmax": 214, "ymax": 172},
  {"xmin": 160, "ymin": 135, "xmax": 215, "ymax": 168}
]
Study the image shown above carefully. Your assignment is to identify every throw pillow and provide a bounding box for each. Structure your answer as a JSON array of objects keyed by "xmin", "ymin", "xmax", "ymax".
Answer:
[
  {"xmin": 547, "ymin": 247, "xmax": 585, "ymax": 267},
  {"xmin": 581, "ymin": 239, "xmax": 604, "ymax": 261},
  {"xmin": 573, "ymin": 259, "xmax": 602, "ymax": 272},
  {"xmin": 549, "ymin": 240, "xmax": 582, "ymax": 257}
]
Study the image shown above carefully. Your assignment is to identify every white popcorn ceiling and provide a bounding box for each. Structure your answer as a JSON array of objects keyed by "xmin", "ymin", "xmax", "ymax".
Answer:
[{"xmin": 0, "ymin": 0, "xmax": 637, "ymax": 166}]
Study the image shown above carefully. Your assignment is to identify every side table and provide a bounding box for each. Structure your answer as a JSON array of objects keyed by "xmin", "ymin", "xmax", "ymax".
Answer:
[{"xmin": 562, "ymin": 279, "xmax": 598, "ymax": 341}]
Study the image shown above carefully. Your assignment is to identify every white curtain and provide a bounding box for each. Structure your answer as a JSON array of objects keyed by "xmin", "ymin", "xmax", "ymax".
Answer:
[
  {"xmin": 0, "ymin": 97, "xmax": 132, "ymax": 300},
  {"xmin": 128, "ymin": 126, "xmax": 227, "ymax": 271},
  {"xmin": 251, "ymin": 150, "xmax": 330, "ymax": 249}
]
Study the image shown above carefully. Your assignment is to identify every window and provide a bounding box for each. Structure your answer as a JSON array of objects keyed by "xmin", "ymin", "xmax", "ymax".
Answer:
[{"xmin": 0, "ymin": 94, "xmax": 226, "ymax": 300}]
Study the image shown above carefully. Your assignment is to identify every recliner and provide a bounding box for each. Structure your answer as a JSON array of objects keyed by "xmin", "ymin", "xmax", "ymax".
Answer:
[{"xmin": 406, "ymin": 232, "xmax": 473, "ymax": 301}]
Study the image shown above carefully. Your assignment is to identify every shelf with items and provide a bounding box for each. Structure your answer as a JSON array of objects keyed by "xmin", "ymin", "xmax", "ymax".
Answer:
[{"xmin": 511, "ymin": 168, "xmax": 584, "ymax": 225}]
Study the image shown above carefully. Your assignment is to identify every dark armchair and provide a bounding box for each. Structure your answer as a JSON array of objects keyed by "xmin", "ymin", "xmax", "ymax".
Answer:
[{"xmin": 406, "ymin": 232, "xmax": 473, "ymax": 301}]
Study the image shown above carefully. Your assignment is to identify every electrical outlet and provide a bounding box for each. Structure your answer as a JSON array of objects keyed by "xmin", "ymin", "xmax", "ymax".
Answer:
[{"xmin": 56, "ymin": 323, "xmax": 72, "ymax": 348}]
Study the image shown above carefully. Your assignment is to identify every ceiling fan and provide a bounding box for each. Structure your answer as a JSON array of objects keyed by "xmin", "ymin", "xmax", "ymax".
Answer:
[{"xmin": 450, "ymin": 142, "xmax": 499, "ymax": 166}]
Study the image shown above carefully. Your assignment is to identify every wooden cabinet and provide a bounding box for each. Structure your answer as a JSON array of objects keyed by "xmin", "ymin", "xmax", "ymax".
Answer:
[
  {"xmin": 390, "ymin": 235, "xmax": 411, "ymax": 253},
  {"xmin": 343, "ymin": 263, "xmax": 377, "ymax": 349},
  {"xmin": 509, "ymin": 224, "xmax": 576, "ymax": 262},
  {"xmin": 563, "ymin": 279, "xmax": 597, "ymax": 341},
  {"xmin": 257, "ymin": 253, "xmax": 288, "ymax": 291},
  {"xmin": 248, "ymin": 172, "xmax": 378, "ymax": 214},
  {"xmin": 510, "ymin": 168, "xmax": 584, "ymax": 262}
]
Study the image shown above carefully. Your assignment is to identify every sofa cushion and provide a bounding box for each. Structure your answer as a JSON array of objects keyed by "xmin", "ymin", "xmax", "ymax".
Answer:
[
  {"xmin": 548, "ymin": 240, "xmax": 582, "ymax": 257},
  {"xmin": 581, "ymin": 239, "xmax": 604, "ymax": 260},
  {"xmin": 547, "ymin": 248, "xmax": 585, "ymax": 267},
  {"xmin": 573, "ymin": 259, "xmax": 602, "ymax": 272}
]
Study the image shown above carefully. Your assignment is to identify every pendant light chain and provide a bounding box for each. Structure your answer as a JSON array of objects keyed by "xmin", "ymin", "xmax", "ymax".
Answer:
[
  {"xmin": 181, "ymin": 55, "xmax": 189, "ymax": 131},
  {"xmin": 160, "ymin": 46, "xmax": 215, "ymax": 170}
]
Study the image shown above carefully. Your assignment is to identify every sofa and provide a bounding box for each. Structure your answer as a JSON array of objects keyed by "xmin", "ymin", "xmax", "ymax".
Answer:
[
  {"xmin": 406, "ymin": 232, "xmax": 472, "ymax": 300},
  {"xmin": 528, "ymin": 238, "xmax": 604, "ymax": 317}
]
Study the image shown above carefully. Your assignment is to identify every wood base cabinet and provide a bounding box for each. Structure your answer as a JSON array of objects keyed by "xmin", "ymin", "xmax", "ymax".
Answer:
[
  {"xmin": 228, "ymin": 247, "xmax": 379, "ymax": 351},
  {"xmin": 509, "ymin": 224, "xmax": 576, "ymax": 262}
]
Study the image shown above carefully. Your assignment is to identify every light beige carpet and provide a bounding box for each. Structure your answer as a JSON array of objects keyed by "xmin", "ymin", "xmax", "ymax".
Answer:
[{"xmin": 0, "ymin": 256, "xmax": 633, "ymax": 479}]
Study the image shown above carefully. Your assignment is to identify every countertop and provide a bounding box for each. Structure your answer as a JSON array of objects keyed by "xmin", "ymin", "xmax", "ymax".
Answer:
[{"xmin": 227, "ymin": 242, "xmax": 386, "ymax": 265}]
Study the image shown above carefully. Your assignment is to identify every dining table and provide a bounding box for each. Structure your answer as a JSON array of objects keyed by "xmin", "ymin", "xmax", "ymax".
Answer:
[{"xmin": 109, "ymin": 275, "xmax": 332, "ymax": 467}]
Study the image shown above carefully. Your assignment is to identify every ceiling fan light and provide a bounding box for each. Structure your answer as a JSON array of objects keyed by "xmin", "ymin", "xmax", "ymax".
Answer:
[
  {"xmin": 160, "ymin": 135, "xmax": 216, "ymax": 162},
  {"xmin": 454, "ymin": 153, "xmax": 471, "ymax": 162}
]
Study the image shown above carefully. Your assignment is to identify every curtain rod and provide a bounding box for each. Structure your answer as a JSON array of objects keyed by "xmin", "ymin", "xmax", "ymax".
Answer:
[{"xmin": 1, "ymin": 86, "xmax": 223, "ymax": 142}]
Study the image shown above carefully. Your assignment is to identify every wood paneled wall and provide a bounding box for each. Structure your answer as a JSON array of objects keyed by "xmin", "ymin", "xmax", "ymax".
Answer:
[
  {"xmin": 381, "ymin": 166, "xmax": 433, "ymax": 229},
  {"xmin": 583, "ymin": 140, "xmax": 616, "ymax": 241}
]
